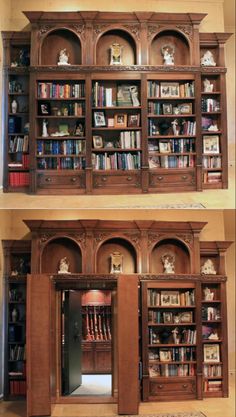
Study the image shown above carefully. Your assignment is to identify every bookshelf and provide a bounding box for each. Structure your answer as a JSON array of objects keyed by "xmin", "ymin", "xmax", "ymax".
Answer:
[{"xmin": 1, "ymin": 12, "xmax": 232, "ymax": 194}]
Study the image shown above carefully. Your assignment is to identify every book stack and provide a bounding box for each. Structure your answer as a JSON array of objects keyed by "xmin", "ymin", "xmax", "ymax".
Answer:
[
  {"xmin": 38, "ymin": 82, "xmax": 85, "ymax": 98},
  {"xmin": 204, "ymin": 380, "xmax": 222, "ymax": 392},
  {"xmin": 9, "ymin": 172, "xmax": 29, "ymax": 187},
  {"xmin": 92, "ymin": 152, "xmax": 141, "ymax": 170},
  {"xmin": 10, "ymin": 380, "xmax": 26, "ymax": 395},
  {"xmin": 120, "ymin": 131, "xmax": 141, "ymax": 149}
]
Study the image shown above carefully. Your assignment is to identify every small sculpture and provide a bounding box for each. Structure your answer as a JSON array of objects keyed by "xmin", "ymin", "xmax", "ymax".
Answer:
[
  {"xmin": 11, "ymin": 99, "xmax": 18, "ymax": 114},
  {"xmin": 203, "ymin": 78, "xmax": 214, "ymax": 93},
  {"xmin": 12, "ymin": 307, "xmax": 19, "ymax": 322},
  {"xmin": 172, "ymin": 328, "xmax": 179, "ymax": 344},
  {"xmin": 110, "ymin": 43, "xmax": 123, "ymax": 65},
  {"xmin": 58, "ymin": 257, "xmax": 71, "ymax": 274},
  {"xmin": 203, "ymin": 287, "xmax": 215, "ymax": 301},
  {"xmin": 110, "ymin": 251, "xmax": 123, "ymax": 274},
  {"xmin": 208, "ymin": 123, "xmax": 218, "ymax": 132},
  {"xmin": 42, "ymin": 119, "xmax": 48, "ymax": 137},
  {"xmin": 74, "ymin": 122, "xmax": 84, "ymax": 136},
  {"xmin": 129, "ymin": 85, "xmax": 140, "ymax": 107},
  {"xmin": 162, "ymin": 44, "xmax": 175, "ymax": 66},
  {"xmin": 208, "ymin": 330, "xmax": 219, "ymax": 340},
  {"xmin": 200, "ymin": 50, "xmax": 216, "ymax": 66},
  {"xmin": 171, "ymin": 119, "xmax": 179, "ymax": 136},
  {"xmin": 201, "ymin": 259, "xmax": 217, "ymax": 275},
  {"xmin": 161, "ymin": 253, "xmax": 175, "ymax": 274},
  {"xmin": 58, "ymin": 49, "xmax": 70, "ymax": 66}
]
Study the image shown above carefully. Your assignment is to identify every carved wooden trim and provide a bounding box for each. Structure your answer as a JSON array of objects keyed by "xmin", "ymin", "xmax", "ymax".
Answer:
[
  {"xmin": 148, "ymin": 233, "xmax": 161, "ymax": 248},
  {"xmin": 69, "ymin": 24, "xmax": 86, "ymax": 40},
  {"xmin": 94, "ymin": 233, "xmax": 111, "ymax": 245},
  {"xmin": 176, "ymin": 24, "xmax": 193, "ymax": 41},
  {"xmin": 123, "ymin": 24, "xmax": 140, "ymax": 40},
  {"xmin": 68, "ymin": 233, "xmax": 86, "ymax": 248},
  {"xmin": 40, "ymin": 233, "xmax": 53, "ymax": 245},
  {"xmin": 29, "ymin": 64, "xmax": 202, "ymax": 73},
  {"xmin": 93, "ymin": 24, "xmax": 110, "ymax": 39},
  {"xmin": 124, "ymin": 233, "xmax": 141, "ymax": 249},
  {"xmin": 38, "ymin": 25, "xmax": 53, "ymax": 38},
  {"xmin": 201, "ymin": 67, "xmax": 227, "ymax": 73},
  {"xmin": 176, "ymin": 233, "xmax": 193, "ymax": 247},
  {"xmin": 147, "ymin": 25, "xmax": 161, "ymax": 41},
  {"xmin": 138, "ymin": 274, "xmax": 227, "ymax": 282}
]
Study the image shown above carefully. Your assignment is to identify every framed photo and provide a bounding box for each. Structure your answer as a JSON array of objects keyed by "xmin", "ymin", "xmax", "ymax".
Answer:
[
  {"xmin": 162, "ymin": 103, "xmax": 172, "ymax": 115},
  {"xmin": 204, "ymin": 344, "xmax": 220, "ymax": 363},
  {"xmin": 161, "ymin": 291, "xmax": 180, "ymax": 306},
  {"xmin": 114, "ymin": 113, "xmax": 127, "ymax": 128},
  {"xmin": 203, "ymin": 135, "xmax": 220, "ymax": 154},
  {"xmin": 159, "ymin": 349, "xmax": 172, "ymax": 362},
  {"xmin": 163, "ymin": 312, "xmax": 173, "ymax": 323},
  {"xmin": 94, "ymin": 111, "xmax": 106, "ymax": 127},
  {"xmin": 93, "ymin": 135, "xmax": 103, "ymax": 148},
  {"xmin": 178, "ymin": 103, "xmax": 192, "ymax": 114},
  {"xmin": 159, "ymin": 141, "xmax": 171, "ymax": 154},
  {"xmin": 179, "ymin": 311, "xmax": 193, "ymax": 323},
  {"xmin": 128, "ymin": 114, "xmax": 140, "ymax": 127},
  {"xmin": 160, "ymin": 82, "xmax": 180, "ymax": 98},
  {"xmin": 38, "ymin": 102, "xmax": 51, "ymax": 115}
]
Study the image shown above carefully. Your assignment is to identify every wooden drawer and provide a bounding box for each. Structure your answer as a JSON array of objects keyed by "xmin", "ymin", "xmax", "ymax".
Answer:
[
  {"xmin": 37, "ymin": 172, "xmax": 85, "ymax": 189},
  {"xmin": 149, "ymin": 378, "xmax": 196, "ymax": 400},
  {"xmin": 149, "ymin": 170, "xmax": 196, "ymax": 189},
  {"xmin": 93, "ymin": 171, "xmax": 141, "ymax": 190}
]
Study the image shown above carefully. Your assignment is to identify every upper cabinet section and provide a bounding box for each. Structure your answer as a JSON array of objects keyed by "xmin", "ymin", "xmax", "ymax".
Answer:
[{"xmin": 23, "ymin": 11, "xmax": 215, "ymax": 67}]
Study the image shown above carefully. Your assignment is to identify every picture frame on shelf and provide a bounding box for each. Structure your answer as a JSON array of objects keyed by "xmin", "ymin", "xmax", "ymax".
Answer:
[
  {"xmin": 161, "ymin": 291, "xmax": 180, "ymax": 306},
  {"xmin": 163, "ymin": 312, "xmax": 173, "ymax": 323},
  {"xmin": 203, "ymin": 135, "xmax": 220, "ymax": 154},
  {"xmin": 160, "ymin": 82, "xmax": 180, "ymax": 98},
  {"xmin": 179, "ymin": 311, "xmax": 193, "ymax": 323},
  {"xmin": 114, "ymin": 113, "xmax": 127, "ymax": 128},
  {"xmin": 162, "ymin": 103, "xmax": 173, "ymax": 115},
  {"xmin": 38, "ymin": 102, "xmax": 51, "ymax": 116},
  {"xmin": 128, "ymin": 114, "xmax": 140, "ymax": 127},
  {"xmin": 159, "ymin": 141, "xmax": 172, "ymax": 154},
  {"xmin": 204, "ymin": 344, "xmax": 220, "ymax": 363},
  {"xmin": 93, "ymin": 135, "xmax": 103, "ymax": 149},
  {"xmin": 159, "ymin": 349, "xmax": 172, "ymax": 362},
  {"xmin": 178, "ymin": 103, "xmax": 192, "ymax": 114},
  {"xmin": 94, "ymin": 111, "xmax": 106, "ymax": 127}
]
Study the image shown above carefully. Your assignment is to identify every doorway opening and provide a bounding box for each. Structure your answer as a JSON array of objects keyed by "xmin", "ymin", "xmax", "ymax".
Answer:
[{"xmin": 61, "ymin": 288, "xmax": 114, "ymax": 397}]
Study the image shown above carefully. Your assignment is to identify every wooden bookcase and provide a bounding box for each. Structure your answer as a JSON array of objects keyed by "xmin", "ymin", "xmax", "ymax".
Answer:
[
  {"xmin": 1, "ymin": 12, "xmax": 232, "ymax": 194},
  {"xmin": 2, "ymin": 240, "xmax": 31, "ymax": 400}
]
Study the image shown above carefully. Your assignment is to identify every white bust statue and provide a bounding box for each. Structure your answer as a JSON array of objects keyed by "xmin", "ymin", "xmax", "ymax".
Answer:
[
  {"xmin": 58, "ymin": 257, "xmax": 71, "ymax": 274},
  {"xmin": 42, "ymin": 119, "xmax": 48, "ymax": 137},
  {"xmin": 58, "ymin": 49, "xmax": 70, "ymax": 66},
  {"xmin": 203, "ymin": 286, "xmax": 214, "ymax": 301},
  {"xmin": 203, "ymin": 78, "xmax": 214, "ymax": 92},
  {"xmin": 162, "ymin": 45, "xmax": 175, "ymax": 66},
  {"xmin": 200, "ymin": 50, "xmax": 216, "ymax": 66},
  {"xmin": 161, "ymin": 253, "xmax": 175, "ymax": 274},
  {"xmin": 201, "ymin": 259, "xmax": 217, "ymax": 275}
]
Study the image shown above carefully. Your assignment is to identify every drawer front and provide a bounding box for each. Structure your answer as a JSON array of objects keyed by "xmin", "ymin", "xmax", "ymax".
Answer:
[
  {"xmin": 37, "ymin": 172, "xmax": 85, "ymax": 189},
  {"xmin": 149, "ymin": 171, "xmax": 196, "ymax": 188},
  {"xmin": 93, "ymin": 172, "xmax": 141, "ymax": 189},
  {"xmin": 150, "ymin": 379, "xmax": 196, "ymax": 397}
]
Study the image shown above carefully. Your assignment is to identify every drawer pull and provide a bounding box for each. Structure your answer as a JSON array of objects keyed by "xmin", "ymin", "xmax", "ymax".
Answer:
[
  {"xmin": 158, "ymin": 384, "xmax": 163, "ymax": 389},
  {"xmin": 71, "ymin": 177, "xmax": 77, "ymax": 183},
  {"xmin": 126, "ymin": 176, "xmax": 132, "ymax": 181},
  {"xmin": 181, "ymin": 175, "xmax": 187, "ymax": 180},
  {"xmin": 182, "ymin": 384, "xmax": 188, "ymax": 388},
  {"xmin": 102, "ymin": 177, "xmax": 107, "ymax": 182},
  {"xmin": 157, "ymin": 176, "xmax": 163, "ymax": 181},
  {"xmin": 45, "ymin": 177, "xmax": 51, "ymax": 182}
]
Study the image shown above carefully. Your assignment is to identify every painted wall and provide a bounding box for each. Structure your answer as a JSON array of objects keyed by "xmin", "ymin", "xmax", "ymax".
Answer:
[{"xmin": 0, "ymin": 0, "xmax": 235, "ymax": 188}]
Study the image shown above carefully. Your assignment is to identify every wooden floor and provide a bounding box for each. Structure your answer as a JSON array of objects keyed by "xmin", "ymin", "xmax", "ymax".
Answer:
[
  {"xmin": 0, "ymin": 166, "xmax": 234, "ymax": 209},
  {"xmin": 0, "ymin": 373, "xmax": 235, "ymax": 417}
]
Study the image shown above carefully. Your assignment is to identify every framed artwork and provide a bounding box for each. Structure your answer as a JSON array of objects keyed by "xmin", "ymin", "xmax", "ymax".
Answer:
[
  {"xmin": 38, "ymin": 102, "xmax": 51, "ymax": 115},
  {"xmin": 204, "ymin": 344, "xmax": 220, "ymax": 363},
  {"xmin": 160, "ymin": 82, "xmax": 180, "ymax": 98},
  {"xmin": 162, "ymin": 103, "xmax": 173, "ymax": 115},
  {"xmin": 159, "ymin": 349, "xmax": 172, "ymax": 362},
  {"xmin": 178, "ymin": 103, "xmax": 192, "ymax": 114},
  {"xmin": 163, "ymin": 312, "xmax": 173, "ymax": 323},
  {"xmin": 203, "ymin": 135, "xmax": 220, "ymax": 154},
  {"xmin": 179, "ymin": 311, "xmax": 193, "ymax": 323},
  {"xmin": 159, "ymin": 141, "xmax": 172, "ymax": 153},
  {"xmin": 114, "ymin": 113, "xmax": 127, "ymax": 128},
  {"xmin": 160, "ymin": 291, "xmax": 180, "ymax": 306},
  {"xmin": 128, "ymin": 114, "xmax": 140, "ymax": 127},
  {"xmin": 93, "ymin": 135, "xmax": 103, "ymax": 148},
  {"xmin": 94, "ymin": 111, "xmax": 106, "ymax": 127}
]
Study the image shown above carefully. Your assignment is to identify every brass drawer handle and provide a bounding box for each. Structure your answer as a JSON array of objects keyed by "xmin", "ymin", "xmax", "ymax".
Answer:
[
  {"xmin": 157, "ymin": 176, "xmax": 163, "ymax": 181},
  {"xmin": 126, "ymin": 176, "xmax": 132, "ymax": 181},
  {"xmin": 102, "ymin": 177, "xmax": 107, "ymax": 182},
  {"xmin": 181, "ymin": 175, "xmax": 187, "ymax": 180},
  {"xmin": 182, "ymin": 384, "xmax": 188, "ymax": 388},
  {"xmin": 45, "ymin": 177, "xmax": 51, "ymax": 182},
  {"xmin": 158, "ymin": 384, "xmax": 163, "ymax": 389},
  {"xmin": 71, "ymin": 177, "xmax": 77, "ymax": 183}
]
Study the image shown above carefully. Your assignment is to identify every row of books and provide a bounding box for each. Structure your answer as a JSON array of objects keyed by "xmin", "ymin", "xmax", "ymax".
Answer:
[
  {"xmin": 93, "ymin": 83, "xmax": 114, "ymax": 107},
  {"xmin": 202, "ymin": 156, "xmax": 221, "ymax": 169},
  {"xmin": 37, "ymin": 140, "xmax": 85, "ymax": 155},
  {"xmin": 9, "ymin": 345, "xmax": 26, "ymax": 361},
  {"xmin": 202, "ymin": 306, "xmax": 221, "ymax": 321},
  {"xmin": 9, "ymin": 135, "xmax": 29, "ymax": 153},
  {"xmin": 148, "ymin": 155, "xmax": 195, "ymax": 169},
  {"xmin": 149, "ymin": 363, "xmax": 195, "ymax": 377},
  {"xmin": 93, "ymin": 82, "xmax": 139, "ymax": 107},
  {"xmin": 149, "ymin": 138, "xmax": 196, "ymax": 153},
  {"xmin": 147, "ymin": 81, "xmax": 195, "ymax": 98},
  {"xmin": 120, "ymin": 131, "xmax": 141, "ymax": 149},
  {"xmin": 148, "ymin": 290, "xmax": 195, "ymax": 307},
  {"xmin": 9, "ymin": 172, "xmax": 29, "ymax": 187},
  {"xmin": 9, "ymin": 380, "xmax": 26, "ymax": 395},
  {"xmin": 37, "ymin": 82, "xmax": 85, "ymax": 99},
  {"xmin": 149, "ymin": 120, "xmax": 196, "ymax": 136},
  {"xmin": 8, "ymin": 154, "xmax": 29, "ymax": 170},
  {"xmin": 203, "ymin": 171, "xmax": 222, "ymax": 184},
  {"xmin": 9, "ymin": 80, "xmax": 27, "ymax": 94},
  {"xmin": 149, "ymin": 347, "xmax": 196, "ymax": 362},
  {"xmin": 201, "ymin": 98, "xmax": 220, "ymax": 112},
  {"xmin": 148, "ymin": 310, "xmax": 194, "ymax": 324},
  {"xmin": 37, "ymin": 156, "xmax": 86, "ymax": 170},
  {"xmin": 203, "ymin": 364, "xmax": 222, "ymax": 377},
  {"xmin": 92, "ymin": 151, "xmax": 141, "ymax": 170},
  {"xmin": 149, "ymin": 329, "xmax": 197, "ymax": 345},
  {"xmin": 204, "ymin": 380, "xmax": 222, "ymax": 392}
]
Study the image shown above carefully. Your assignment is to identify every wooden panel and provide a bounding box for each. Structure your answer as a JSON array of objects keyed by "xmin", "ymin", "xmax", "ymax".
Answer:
[
  {"xmin": 27, "ymin": 274, "xmax": 51, "ymax": 416},
  {"xmin": 117, "ymin": 274, "xmax": 139, "ymax": 414}
]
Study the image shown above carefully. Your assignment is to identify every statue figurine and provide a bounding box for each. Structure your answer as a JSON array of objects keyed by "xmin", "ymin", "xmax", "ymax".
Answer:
[
  {"xmin": 201, "ymin": 259, "xmax": 217, "ymax": 275},
  {"xmin": 171, "ymin": 119, "xmax": 179, "ymax": 136},
  {"xmin": 203, "ymin": 287, "xmax": 214, "ymax": 301},
  {"xmin": 58, "ymin": 257, "xmax": 71, "ymax": 274},
  {"xmin": 58, "ymin": 49, "xmax": 70, "ymax": 66},
  {"xmin": 161, "ymin": 253, "xmax": 175, "ymax": 274},
  {"xmin": 110, "ymin": 43, "xmax": 123, "ymax": 65},
  {"xmin": 200, "ymin": 50, "xmax": 216, "ymax": 66},
  {"xmin": 172, "ymin": 327, "xmax": 179, "ymax": 344},
  {"xmin": 11, "ymin": 99, "xmax": 18, "ymax": 114},
  {"xmin": 162, "ymin": 44, "xmax": 175, "ymax": 66},
  {"xmin": 203, "ymin": 78, "xmax": 214, "ymax": 93},
  {"xmin": 110, "ymin": 251, "xmax": 123, "ymax": 274},
  {"xmin": 129, "ymin": 85, "xmax": 140, "ymax": 107},
  {"xmin": 42, "ymin": 119, "xmax": 48, "ymax": 137}
]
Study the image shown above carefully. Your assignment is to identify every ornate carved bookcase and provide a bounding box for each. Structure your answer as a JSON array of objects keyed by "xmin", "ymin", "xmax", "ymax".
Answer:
[
  {"xmin": 1, "ymin": 11, "xmax": 232, "ymax": 194},
  {"xmin": 2, "ymin": 220, "xmax": 232, "ymax": 415}
]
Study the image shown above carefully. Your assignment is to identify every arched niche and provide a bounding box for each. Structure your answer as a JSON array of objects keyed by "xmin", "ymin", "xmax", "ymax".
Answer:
[
  {"xmin": 150, "ymin": 238, "xmax": 190, "ymax": 274},
  {"xmin": 150, "ymin": 30, "xmax": 190, "ymax": 66},
  {"xmin": 41, "ymin": 237, "xmax": 82, "ymax": 273},
  {"xmin": 96, "ymin": 237, "xmax": 137, "ymax": 273},
  {"xmin": 96, "ymin": 29, "xmax": 136, "ymax": 65},
  {"xmin": 41, "ymin": 29, "xmax": 82, "ymax": 65}
]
